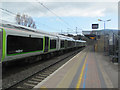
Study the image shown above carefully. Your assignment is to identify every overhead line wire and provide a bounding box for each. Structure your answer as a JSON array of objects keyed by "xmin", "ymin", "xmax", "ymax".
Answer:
[
  {"xmin": 0, "ymin": 10, "xmax": 15, "ymax": 17},
  {"xmin": 0, "ymin": 8, "xmax": 16, "ymax": 15},
  {"xmin": 0, "ymin": 4, "xmax": 68, "ymax": 33},
  {"xmin": 28, "ymin": 2, "xmax": 60, "ymax": 32},
  {"xmin": 36, "ymin": 1, "xmax": 74, "ymax": 29}
]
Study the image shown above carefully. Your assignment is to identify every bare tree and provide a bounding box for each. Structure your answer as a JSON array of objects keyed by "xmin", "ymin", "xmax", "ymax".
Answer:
[
  {"xmin": 16, "ymin": 13, "xmax": 21, "ymax": 25},
  {"xmin": 24, "ymin": 15, "xmax": 28, "ymax": 26},
  {"xmin": 15, "ymin": 13, "xmax": 37, "ymax": 29},
  {"xmin": 21, "ymin": 14, "xmax": 25, "ymax": 26},
  {"xmin": 28, "ymin": 16, "xmax": 33, "ymax": 27},
  {"xmin": 32, "ymin": 21, "xmax": 36, "ymax": 29}
]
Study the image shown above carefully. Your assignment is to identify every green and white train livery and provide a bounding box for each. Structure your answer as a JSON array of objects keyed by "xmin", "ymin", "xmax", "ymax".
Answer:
[{"xmin": 0, "ymin": 23, "xmax": 86, "ymax": 63}]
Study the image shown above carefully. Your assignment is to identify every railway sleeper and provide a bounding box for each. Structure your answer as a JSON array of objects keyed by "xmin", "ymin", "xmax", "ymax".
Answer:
[
  {"xmin": 31, "ymin": 78, "xmax": 43, "ymax": 82},
  {"xmin": 27, "ymin": 80, "xmax": 39, "ymax": 84},
  {"xmin": 23, "ymin": 83, "xmax": 36, "ymax": 87}
]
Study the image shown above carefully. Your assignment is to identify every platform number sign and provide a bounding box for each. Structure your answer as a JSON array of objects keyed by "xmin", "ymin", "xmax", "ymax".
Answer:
[{"xmin": 92, "ymin": 24, "xmax": 99, "ymax": 29}]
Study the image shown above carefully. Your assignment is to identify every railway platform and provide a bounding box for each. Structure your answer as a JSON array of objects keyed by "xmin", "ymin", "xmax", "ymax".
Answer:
[{"xmin": 34, "ymin": 46, "xmax": 118, "ymax": 88}]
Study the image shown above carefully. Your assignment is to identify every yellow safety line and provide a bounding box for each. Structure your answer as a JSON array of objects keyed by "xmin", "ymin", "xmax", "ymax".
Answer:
[
  {"xmin": 40, "ymin": 86, "xmax": 48, "ymax": 90},
  {"xmin": 57, "ymin": 52, "xmax": 86, "ymax": 88},
  {"xmin": 76, "ymin": 55, "xmax": 88, "ymax": 89}
]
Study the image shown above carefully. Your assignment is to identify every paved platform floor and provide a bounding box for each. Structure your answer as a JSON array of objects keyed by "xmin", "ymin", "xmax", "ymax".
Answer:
[{"xmin": 34, "ymin": 46, "xmax": 118, "ymax": 88}]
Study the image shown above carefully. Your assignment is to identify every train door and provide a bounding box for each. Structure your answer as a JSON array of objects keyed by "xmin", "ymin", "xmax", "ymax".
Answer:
[
  {"xmin": 0, "ymin": 29, "xmax": 3, "ymax": 62},
  {"xmin": 44, "ymin": 37, "xmax": 49, "ymax": 52}
]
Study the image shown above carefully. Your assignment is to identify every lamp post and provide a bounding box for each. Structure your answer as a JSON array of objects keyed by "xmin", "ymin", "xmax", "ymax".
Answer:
[
  {"xmin": 98, "ymin": 19, "xmax": 111, "ymax": 53},
  {"xmin": 98, "ymin": 19, "xmax": 111, "ymax": 30}
]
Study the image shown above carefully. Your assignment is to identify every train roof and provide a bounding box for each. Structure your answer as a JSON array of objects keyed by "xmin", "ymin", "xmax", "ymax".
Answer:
[
  {"xmin": 0, "ymin": 22, "xmax": 86, "ymax": 42},
  {"xmin": 0, "ymin": 21, "xmax": 76, "ymax": 41},
  {"xmin": 57, "ymin": 34, "xmax": 75, "ymax": 41},
  {"xmin": 76, "ymin": 40, "xmax": 86, "ymax": 43},
  {"xmin": 0, "ymin": 20, "xmax": 59, "ymax": 37}
]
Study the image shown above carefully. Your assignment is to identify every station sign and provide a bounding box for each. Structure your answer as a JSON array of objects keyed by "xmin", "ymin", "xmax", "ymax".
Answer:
[{"xmin": 92, "ymin": 24, "xmax": 99, "ymax": 29}]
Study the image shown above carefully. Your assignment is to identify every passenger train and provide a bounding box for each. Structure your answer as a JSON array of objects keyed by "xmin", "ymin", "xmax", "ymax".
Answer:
[{"xmin": 0, "ymin": 23, "xmax": 86, "ymax": 63}]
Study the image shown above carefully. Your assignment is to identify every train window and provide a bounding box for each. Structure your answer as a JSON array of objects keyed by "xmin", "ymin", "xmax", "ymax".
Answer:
[
  {"xmin": 72, "ymin": 41, "xmax": 75, "ymax": 46},
  {"xmin": 7, "ymin": 35, "xmax": 43, "ymax": 55},
  {"xmin": 68, "ymin": 41, "xmax": 72, "ymax": 47},
  {"xmin": 61, "ymin": 40, "xmax": 64, "ymax": 48},
  {"xmin": 77, "ymin": 42, "xmax": 79, "ymax": 46},
  {"xmin": 65, "ymin": 40, "xmax": 68, "ymax": 48},
  {"xmin": 50, "ymin": 40, "xmax": 56, "ymax": 49},
  {"xmin": 74, "ymin": 41, "xmax": 75, "ymax": 46}
]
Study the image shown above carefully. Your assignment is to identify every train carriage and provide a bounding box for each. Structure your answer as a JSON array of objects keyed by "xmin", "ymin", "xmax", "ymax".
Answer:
[
  {"xmin": 0, "ymin": 23, "xmax": 86, "ymax": 63},
  {"xmin": 0, "ymin": 26, "xmax": 45, "ymax": 62},
  {"xmin": 58, "ymin": 35, "xmax": 76, "ymax": 50}
]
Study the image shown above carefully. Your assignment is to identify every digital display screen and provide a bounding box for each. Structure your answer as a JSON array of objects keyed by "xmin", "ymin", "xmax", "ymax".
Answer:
[{"xmin": 92, "ymin": 24, "xmax": 99, "ymax": 29}]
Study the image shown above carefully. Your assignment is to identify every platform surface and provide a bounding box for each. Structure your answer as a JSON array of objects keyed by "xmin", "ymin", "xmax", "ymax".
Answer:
[{"xmin": 34, "ymin": 46, "xmax": 118, "ymax": 88}]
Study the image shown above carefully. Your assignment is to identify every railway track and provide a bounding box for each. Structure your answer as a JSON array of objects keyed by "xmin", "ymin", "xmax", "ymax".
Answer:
[{"xmin": 2, "ymin": 48, "xmax": 84, "ymax": 89}]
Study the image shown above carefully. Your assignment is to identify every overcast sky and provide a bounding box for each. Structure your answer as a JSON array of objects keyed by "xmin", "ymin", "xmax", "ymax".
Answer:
[{"xmin": 0, "ymin": 0, "xmax": 119, "ymax": 34}]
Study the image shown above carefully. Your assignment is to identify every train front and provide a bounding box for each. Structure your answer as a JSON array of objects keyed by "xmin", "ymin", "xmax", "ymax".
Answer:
[
  {"xmin": 0, "ymin": 24, "xmax": 6, "ymax": 63},
  {"xmin": 0, "ymin": 28, "xmax": 3, "ymax": 62}
]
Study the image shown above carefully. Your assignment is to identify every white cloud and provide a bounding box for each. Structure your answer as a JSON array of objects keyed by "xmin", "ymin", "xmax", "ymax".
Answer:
[
  {"xmin": 1, "ymin": 0, "xmax": 119, "ymax": 2},
  {"xmin": 48, "ymin": 7, "xmax": 106, "ymax": 17},
  {"xmin": 0, "ymin": 2, "xmax": 118, "ymax": 22},
  {"xmin": 34, "ymin": 2, "xmax": 117, "ymax": 17}
]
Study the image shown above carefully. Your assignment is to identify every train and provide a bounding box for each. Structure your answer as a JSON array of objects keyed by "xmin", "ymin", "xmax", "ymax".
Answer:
[{"xmin": 0, "ymin": 22, "xmax": 86, "ymax": 64}]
